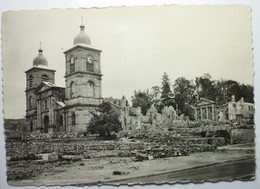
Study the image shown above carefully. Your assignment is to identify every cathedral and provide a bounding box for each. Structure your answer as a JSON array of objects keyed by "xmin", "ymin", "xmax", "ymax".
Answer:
[{"xmin": 25, "ymin": 23, "xmax": 142, "ymax": 135}]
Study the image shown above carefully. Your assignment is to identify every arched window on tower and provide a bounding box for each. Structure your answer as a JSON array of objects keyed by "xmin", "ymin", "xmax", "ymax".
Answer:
[
  {"xmin": 29, "ymin": 75, "xmax": 33, "ymax": 88},
  {"xmin": 44, "ymin": 99, "xmax": 48, "ymax": 110},
  {"xmin": 41, "ymin": 74, "xmax": 48, "ymax": 82},
  {"xmin": 29, "ymin": 96, "xmax": 33, "ymax": 109},
  {"xmin": 70, "ymin": 82, "xmax": 76, "ymax": 98},
  {"xmin": 59, "ymin": 115, "xmax": 63, "ymax": 127},
  {"xmin": 86, "ymin": 81, "xmax": 94, "ymax": 97},
  {"xmin": 86, "ymin": 55, "xmax": 94, "ymax": 72},
  {"xmin": 71, "ymin": 113, "xmax": 76, "ymax": 125},
  {"xmin": 30, "ymin": 121, "xmax": 33, "ymax": 132},
  {"xmin": 70, "ymin": 57, "xmax": 75, "ymax": 73}
]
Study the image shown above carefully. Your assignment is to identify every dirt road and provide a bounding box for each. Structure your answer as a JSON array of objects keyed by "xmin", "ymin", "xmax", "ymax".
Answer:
[
  {"xmin": 107, "ymin": 158, "xmax": 255, "ymax": 185},
  {"xmin": 8, "ymin": 146, "xmax": 255, "ymax": 186}
]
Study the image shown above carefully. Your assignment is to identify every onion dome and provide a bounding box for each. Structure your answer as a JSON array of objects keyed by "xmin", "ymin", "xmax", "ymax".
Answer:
[
  {"xmin": 74, "ymin": 25, "xmax": 91, "ymax": 45},
  {"xmin": 33, "ymin": 48, "xmax": 48, "ymax": 66}
]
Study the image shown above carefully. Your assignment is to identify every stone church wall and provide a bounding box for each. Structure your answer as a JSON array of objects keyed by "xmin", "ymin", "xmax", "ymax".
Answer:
[{"xmin": 66, "ymin": 106, "xmax": 96, "ymax": 133}]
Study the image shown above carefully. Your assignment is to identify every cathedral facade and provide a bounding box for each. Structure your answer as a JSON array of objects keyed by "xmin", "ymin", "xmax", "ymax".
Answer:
[{"xmin": 25, "ymin": 24, "xmax": 104, "ymax": 134}]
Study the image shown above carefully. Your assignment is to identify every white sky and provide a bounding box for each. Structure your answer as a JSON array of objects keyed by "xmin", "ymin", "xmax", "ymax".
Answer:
[{"xmin": 2, "ymin": 5, "xmax": 254, "ymax": 119}]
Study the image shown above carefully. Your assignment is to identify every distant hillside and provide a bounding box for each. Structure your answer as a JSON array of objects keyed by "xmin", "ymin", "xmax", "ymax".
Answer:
[{"xmin": 4, "ymin": 119, "xmax": 27, "ymax": 131}]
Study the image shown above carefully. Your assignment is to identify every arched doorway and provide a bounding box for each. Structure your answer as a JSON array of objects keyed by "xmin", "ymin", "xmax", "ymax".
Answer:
[
  {"xmin": 43, "ymin": 116, "xmax": 49, "ymax": 133},
  {"xmin": 86, "ymin": 81, "xmax": 94, "ymax": 97},
  {"xmin": 59, "ymin": 115, "xmax": 63, "ymax": 131},
  {"xmin": 30, "ymin": 121, "xmax": 33, "ymax": 132},
  {"xmin": 71, "ymin": 113, "xmax": 76, "ymax": 125}
]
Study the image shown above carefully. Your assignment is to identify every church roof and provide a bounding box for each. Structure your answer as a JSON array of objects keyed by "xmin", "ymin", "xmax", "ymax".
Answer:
[
  {"xmin": 63, "ymin": 44, "xmax": 102, "ymax": 54},
  {"xmin": 56, "ymin": 101, "xmax": 65, "ymax": 108},
  {"xmin": 25, "ymin": 64, "xmax": 56, "ymax": 73},
  {"xmin": 35, "ymin": 81, "xmax": 64, "ymax": 94},
  {"xmin": 25, "ymin": 44, "xmax": 56, "ymax": 73},
  {"xmin": 33, "ymin": 48, "xmax": 48, "ymax": 66},
  {"xmin": 42, "ymin": 81, "xmax": 59, "ymax": 87},
  {"xmin": 64, "ymin": 23, "xmax": 101, "ymax": 54},
  {"xmin": 74, "ymin": 25, "xmax": 91, "ymax": 45}
]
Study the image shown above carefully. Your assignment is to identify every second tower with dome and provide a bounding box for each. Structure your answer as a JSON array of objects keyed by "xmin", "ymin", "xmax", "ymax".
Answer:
[{"xmin": 64, "ymin": 23, "xmax": 103, "ymax": 132}]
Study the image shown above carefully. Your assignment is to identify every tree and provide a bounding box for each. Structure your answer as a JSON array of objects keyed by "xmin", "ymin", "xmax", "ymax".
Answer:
[
  {"xmin": 239, "ymin": 84, "xmax": 254, "ymax": 103},
  {"xmin": 173, "ymin": 77, "xmax": 195, "ymax": 115},
  {"xmin": 183, "ymin": 105, "xmax": 195, "ymax": 120},
  {"xmin": 195, "ymin": 73, "xmax": 216, "ymax": 101},
  {"xmin": 87, "ymin": 102, "xmax": 122, "ymax": 136},
  {"xmin": 150, "ymin": 85, "xmax": 161, "ymax": 110},
  {"xmin": 214, "ymin": 79, "xmax": 240, "ymax": 104},
  {"xmin": 131, "ymin": 90, "xmax": 153, "ymax": 115},
  {"xmin": 161, "ymin": 72, "xmax": 174, "ymax": 108},
  {"xmin": 214, "ymin": 79, "xmax": 253, "ymax": 104}
]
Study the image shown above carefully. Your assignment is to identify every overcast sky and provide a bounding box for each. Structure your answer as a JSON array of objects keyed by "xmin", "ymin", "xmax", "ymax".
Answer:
[{"xmin": 2, "ymin": 5, "xmax": 254, "ymax": 119}]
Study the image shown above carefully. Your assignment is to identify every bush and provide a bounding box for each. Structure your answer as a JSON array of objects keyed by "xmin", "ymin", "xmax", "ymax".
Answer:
[
  {"xmin": 88, "ymin": 102, "xmax": 122, "ymax": 137},
  {"xmin": 214, "ymin": 130, "xmax": 230, "ymax": 144}
]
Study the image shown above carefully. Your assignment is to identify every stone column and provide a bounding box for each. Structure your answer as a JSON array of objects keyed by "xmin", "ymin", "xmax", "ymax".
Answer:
[
  {"xmin": 212, "ymin": 105, "xmax": 215, "ymax": 120},
  {"xmin": 64, "ymin": 111, "xmax": 67, "ymax": 132},
  {"xmin": 206, "ymin": 107, "xmax": 209, "ymax": 120},
  {"xmin": 200, "ymin": 108, "xmax": 203, "ymax": 120}
]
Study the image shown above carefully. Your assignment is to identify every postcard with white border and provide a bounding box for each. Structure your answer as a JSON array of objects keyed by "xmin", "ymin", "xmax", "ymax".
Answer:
[{"xmin": 2, "ymin": 5, "xmax": 255, "ymax": 186}]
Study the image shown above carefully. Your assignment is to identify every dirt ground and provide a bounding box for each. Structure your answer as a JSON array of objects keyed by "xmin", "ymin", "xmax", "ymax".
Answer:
[{"xmin": 7, "ymin": 143, "xmax": 255, "ymax": 186}]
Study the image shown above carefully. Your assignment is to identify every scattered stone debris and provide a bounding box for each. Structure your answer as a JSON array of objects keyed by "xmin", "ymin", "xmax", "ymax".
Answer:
[
  {"xmin": 112, "ymin": 171, "xmax": 129, "ymax": 175},
  {"xmin": 5, "ymin": 118, "xmax": 255, "ymax": 182},
  {"xmin": 113, "ymin": 171, "xmax": 122, "ymax": 175},
  {"xmin": 61, "ymin": 155, "xmax": 82, "ymax": 162},
  {"xmin": 42, "ymin": 153, "xmax": 58, "ymax": 162}
]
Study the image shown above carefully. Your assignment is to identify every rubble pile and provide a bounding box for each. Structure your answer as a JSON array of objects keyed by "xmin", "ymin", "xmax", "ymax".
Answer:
[
  {"xmin": 5, "ymin": 130, "xmax": 25, "ymax": 140},
  {"xmin": 6, "ymin": 134, "xmax": 224, "ymax": 161},
  {"xmin": 22, "ymin": 133, "xmax": 51, "ymax": 140},
  {"xmin": 52, "ymin": 132, "xmax": 78, "ymax": 138},
  {"xmin": 6, "ymin": 141, "xmax": 40, "ymax": 161},
  {"xmin": 6, "ymin": 158, "xmax": 69, "ymax": 181},
  {"xmin": 5, "ymin": 140, "xmax": 148, "ymax": 160},
  {"xmin": 151, "ymin": 136, "xmax": 222, "ymax": 155},
  {"xmin": 132, "ymin": 120, "xmax": 228, "ymax": 157},
  {"xmin": 21, "ymin": 132, "xmax": 84, "ymax": 140},
  {"xmin": 230, "ymin": 129, "xmax": 255, "ymax": 144},
  {"xmin": 5, "ymin": 111, "xmax": 253, "ymax": 163}
]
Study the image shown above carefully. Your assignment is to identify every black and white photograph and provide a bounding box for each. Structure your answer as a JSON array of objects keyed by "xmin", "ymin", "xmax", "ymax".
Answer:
[{"xmin": 1, "ymin": 4, "xmax": 257, "ymax": 187}]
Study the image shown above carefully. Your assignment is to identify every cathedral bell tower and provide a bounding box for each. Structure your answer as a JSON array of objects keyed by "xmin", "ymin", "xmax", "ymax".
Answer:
[
  {"xmin": 25, "ymin": 45, "xmax": 55, "ymax": 132},
  {"xmin": 64, "ymin": 22, "xmax": 103, "ymax": 133}
]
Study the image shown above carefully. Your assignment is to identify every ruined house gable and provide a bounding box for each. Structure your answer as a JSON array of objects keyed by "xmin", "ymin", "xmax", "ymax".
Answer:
[{"xmin": 195, "ymin": 98, "xmax": 215, "ymax": 107}]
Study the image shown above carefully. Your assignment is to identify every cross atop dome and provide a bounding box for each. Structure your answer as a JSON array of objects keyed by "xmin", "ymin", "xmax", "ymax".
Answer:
[{"xmin": 33, "ymin": 42, "xmax": 48, "ymax": 66}]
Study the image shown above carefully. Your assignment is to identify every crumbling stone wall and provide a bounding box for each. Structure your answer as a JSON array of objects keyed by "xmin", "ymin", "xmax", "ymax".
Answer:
[
  {"xmin": 5, "ymin": 140, "xmax": 146, "ymax": 160},
  {"xmin": 5, "ymin": 135, "xmax": 224, "ymax": 161},
  {"xmin": 230, "ymin": 129, "xmax": 255, "ymax": 144}
]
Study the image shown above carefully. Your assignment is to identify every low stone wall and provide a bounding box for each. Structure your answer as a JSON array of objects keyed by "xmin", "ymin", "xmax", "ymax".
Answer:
[
  {"xmin": 5, "ymin": 140, "xmax": 147, "ymax": 160},
  {"xmin": 5, "ymin": 137, "xmax": 221, "ymax": 161},
  {"xmin": 230, "ymin": 129, "xmax": 255, "ymax": 144}
]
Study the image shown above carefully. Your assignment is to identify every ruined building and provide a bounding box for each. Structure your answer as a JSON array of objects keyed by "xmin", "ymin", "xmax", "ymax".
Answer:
[
  {"xmin": 217, "ymin": 96, "xmax": 254, "ymax": 121},
  {"xmin": 191, "ymin": 96, "xmax": 254, "ymax": 121}
]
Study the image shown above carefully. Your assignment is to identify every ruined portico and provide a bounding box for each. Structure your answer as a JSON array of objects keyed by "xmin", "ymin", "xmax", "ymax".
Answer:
[{"xmin": 191, "ymin": 98, "xmax": 216, "ymax": 121}]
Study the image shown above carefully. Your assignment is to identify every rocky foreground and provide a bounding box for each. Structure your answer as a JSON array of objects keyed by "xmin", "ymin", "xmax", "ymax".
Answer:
[
  {"xmin": 7, "ymin": 143, "xmax": 254, "ymax": 186},
  {"xmin": 5, "ymin": 121, "xmax": 255, "ymax": 185}
]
